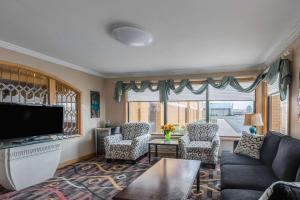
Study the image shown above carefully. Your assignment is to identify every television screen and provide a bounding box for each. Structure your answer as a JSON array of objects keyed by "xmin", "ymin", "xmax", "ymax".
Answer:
[{"xmin": 0, "ymin": 103, "xmax": 64, "ymax": 140}]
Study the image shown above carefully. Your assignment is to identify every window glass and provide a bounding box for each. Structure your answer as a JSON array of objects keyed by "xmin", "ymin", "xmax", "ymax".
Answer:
[
  {"xmin": 209, "ymin": 101, "xmax": 254, "ymax": 136},
  {"xmin": 127, "ymin": 81, "xmax": 256, "ymax": 136},
  {"xmin": 167, "ymin": 101, "xmax": 206, "ymax": 134},
  {"xmin": 128, "ymin": 102, "xmax": 163, "ymax": 134},
  {"xmin": 269, "ymin": 94, "xmax": 288, "ymax": 134}
]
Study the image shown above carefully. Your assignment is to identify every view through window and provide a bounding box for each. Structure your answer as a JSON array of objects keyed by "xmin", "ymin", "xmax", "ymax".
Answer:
[
  {"xmin": 267, "ymin": 77, "xmax": 289, "ymax": 134},
  {"xmin": 128, "ymin": 82, "xmax": 255, "ymax": 135}
]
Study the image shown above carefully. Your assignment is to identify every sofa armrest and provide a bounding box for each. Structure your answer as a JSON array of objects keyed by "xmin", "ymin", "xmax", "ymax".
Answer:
[
  {"xmin": 132, "ymin": 134, "xmax": 151, "ymax": 148},
  {"xmin": 212, "ymin": 135, "xmax": 220, "ymax": 149},
  {"xmin": 178, "ymin": 135, "xmax": 190, "ymax": 158},
  {"xmin": 104, "ymin": 134, "xmax": 123, "ymax": 145},
  {"xmin": 269, "ymin": 182, "xmax": 300, "ymax": 200},
  {"xmin": 131, "ymin": 134, "xmax": 151, "ymax": 159},
  {"xmin": 179, "ymin": 135, "xmax": 190, "ymax": 146},
  {"xmin": 104, "ymin": 134, "xmax": 123, "ymax": 159}
]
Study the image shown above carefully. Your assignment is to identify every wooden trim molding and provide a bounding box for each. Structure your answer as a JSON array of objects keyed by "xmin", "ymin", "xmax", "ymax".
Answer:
[
  {"xmin": 255, "ymin": 81, "xmax": 268, "ymax": 135},
  {"xmin": 0, "ymin": 60, "xmax": 83, "ymax": 135},
  {"xmin": 0, "ymin": 60, "xmax": 82, "ymax": 93}
]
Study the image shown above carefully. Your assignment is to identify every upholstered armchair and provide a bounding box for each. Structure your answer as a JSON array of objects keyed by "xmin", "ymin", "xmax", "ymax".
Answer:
[
  {"xmin": 104, "ymin": 122, "xmax": 151, "ymax": 162},
  {"xmin": 179, "ymin": 123, "xmax": 220, "ymax": 166}
]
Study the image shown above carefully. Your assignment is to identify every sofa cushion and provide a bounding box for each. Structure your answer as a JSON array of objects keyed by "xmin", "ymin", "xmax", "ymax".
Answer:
[
  {"xmin": 221, "ymin": 151, "xmax": 262, "ymax": 166},
  {"xmin": 221, "ymin": 189, "xmax": 264, "ymax": 200},
  {"xmin": 109, "ymin": 140, "xmax": 132, "ymax": 152},
  {"xmin": 221, "ymin": 165, "xmax": 279, "ymax": 191},
  {"xmin": 260, "ymin": 131, "xmax": 285, "ymax": 166},
  {"xmin": 186, "ymin": 141, "xmax": 212, "ymax": 153},
  {"xmin": 272, "ymin": 137, "xmax": 300, "ymax": 181},
  {"xmin": 234, "ymin": 132, "xmax": 265, "ymax": 159}
]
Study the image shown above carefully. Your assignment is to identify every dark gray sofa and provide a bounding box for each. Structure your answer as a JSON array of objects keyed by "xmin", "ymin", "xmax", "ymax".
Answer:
[{"xmin": 221, "ymin": 131, "xmax": 300, "ymax": 200}]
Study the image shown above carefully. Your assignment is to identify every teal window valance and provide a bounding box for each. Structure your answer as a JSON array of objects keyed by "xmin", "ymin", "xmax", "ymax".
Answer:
[{"xmin": 114, "ymin": 58, "xmax": 291, "ymax": 103}]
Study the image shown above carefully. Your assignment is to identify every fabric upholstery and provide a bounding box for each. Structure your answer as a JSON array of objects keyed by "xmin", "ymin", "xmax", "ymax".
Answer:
[
  {"xmin": 272, "ymin": 137, "xmax": 300, "ymax": 181},
  {"xmin": 296, "ymin": 167, "xmax": 300, "ymax": 182},
  {"xmin": 179, "ymin": 123, "xmax": 219, "ymax": 164},
  {"xmin": 221, "ymin": 165, "xmax": 279, "ymax": 191},
  {"xmin": 221, "ymin": 151, "xmax": 262, "ymax": 166},
  {"xmin": 269, "ymin": 182, "xmax": 300, "ymax": 200},
  {"xmin": 234, "ymin": 132, "xmax": 265, "ymax": 159},
  {"xmin": 221, "ymin": 189, "xmax": 264, "ymax": 200},
  {"xmin": 122, "ymin": 122, "xmax": 150, "ymax": 140},
  {"xmin": 187, "ymin": 123, "xmax": 218, "ymax": 141},
  {"xmin": 260, "ymin": 131, "xmax": 285, "ymax": 166},
  {"xmin": 259, "ymin": 181, "xmax": 300, "ymax": 200},
  {"xmin": 104, "ymin": 123, "xmax": 151, "ymax": 161},
  {"xmin": 114, "ymin": 58, "xmax": 291, "ymax": 103}
]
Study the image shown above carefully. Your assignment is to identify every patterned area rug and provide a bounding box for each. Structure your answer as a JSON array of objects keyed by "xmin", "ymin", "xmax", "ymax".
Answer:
[{"xmin": 0, "ymin": 156, "xmax": 220, "ymax": 200}]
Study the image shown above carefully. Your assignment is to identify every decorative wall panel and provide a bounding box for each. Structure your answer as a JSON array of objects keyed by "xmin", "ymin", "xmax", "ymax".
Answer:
[
  {"xmin": 0, "ymin": 64, "xmax": 48, "ymax": 104},
  {"xmin": 56, "ymin": 82, "xmax": 80, "ymax": 135},
  {"xmin": 0, "ymin": 62, "xmax": 81, "ymax": 135}
]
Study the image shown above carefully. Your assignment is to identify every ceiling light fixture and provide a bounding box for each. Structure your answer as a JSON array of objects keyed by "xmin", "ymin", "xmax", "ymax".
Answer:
[{"xmin": 111, "ymin": 25, "xmax": 153, "ymax": 47}]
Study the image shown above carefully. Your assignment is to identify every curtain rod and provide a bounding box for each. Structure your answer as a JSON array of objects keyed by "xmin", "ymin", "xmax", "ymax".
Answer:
[{"xmin": 116, "ymin": 76, "xmax": 257, "ymax": 84}]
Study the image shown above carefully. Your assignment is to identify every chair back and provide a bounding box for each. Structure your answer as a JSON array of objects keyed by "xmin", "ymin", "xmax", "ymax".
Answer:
[
  {"xmin": 122, "ymin": 122, "xmax": 150, "ymax": 140},
  {"xmin": 187, "ymin": 123, "xmax": 219, "ymax": 141}
]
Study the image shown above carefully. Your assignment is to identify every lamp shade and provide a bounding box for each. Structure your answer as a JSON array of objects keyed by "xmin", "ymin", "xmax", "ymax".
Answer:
[{"xmin": 244, "ymin": 113, "xmax": 264, "ymax": 126}]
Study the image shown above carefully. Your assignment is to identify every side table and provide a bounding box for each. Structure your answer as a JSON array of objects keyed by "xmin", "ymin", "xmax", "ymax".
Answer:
[{"xmin": 148, "ymin": 139, "xmax": 179, "ymax": 163}]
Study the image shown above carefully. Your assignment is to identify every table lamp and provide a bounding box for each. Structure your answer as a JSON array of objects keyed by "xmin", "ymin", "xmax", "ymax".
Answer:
[{"xmin": 244, "ymin": 113, "xmax": 264, "ymax": 134}]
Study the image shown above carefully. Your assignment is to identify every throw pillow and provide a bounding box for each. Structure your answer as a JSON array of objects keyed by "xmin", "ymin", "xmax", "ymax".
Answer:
[{"xmin": 234, "ymin": 132, "xmax": 265, "ymax": 159}]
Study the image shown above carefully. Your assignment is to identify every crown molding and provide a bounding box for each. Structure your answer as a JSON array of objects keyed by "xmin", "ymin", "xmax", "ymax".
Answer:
[
  {"xmin": 263, "ymin": 20, "xmax": 300, "ymax": 64},
  {"xmin": 103, "ymin": 63, "xmax": 264, "ymax": 78},
  {"xmin": 0, "ymin": 40, "xmax": 104, "ymax": 77}
]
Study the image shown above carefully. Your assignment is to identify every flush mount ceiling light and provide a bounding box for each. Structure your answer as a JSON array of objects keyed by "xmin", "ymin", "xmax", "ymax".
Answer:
[{"xmin": 111, "ymin": 25, "xmax": 153, "ymax": 47}]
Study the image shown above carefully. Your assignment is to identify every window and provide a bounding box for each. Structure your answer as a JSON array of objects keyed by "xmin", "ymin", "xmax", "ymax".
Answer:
[
  {"xmin": 128, "ymin": 89, "xmax": 163, "ymax": 133},
  {"xmin": 0, "ymin": 62, "xmax": 81, "ymax": 135},
  {"xmin": 209, "ymin": 101, "xmax": 254, "ymax": 136},
  {"xmin": 167, "ymin": 84, "xmax": 207, "ymax": 134},
  {"xmin": 127, "ymin": 81, "xmax": 255, "ymax": 136},
  {"xmin": 207, "ymin": 83, "xmax": 255, "ymax": 136},
  {"xmin": 56, "ymin": 82, "xmax": 80, "ymax": 135},
  {"xmin": 268, "ymin": 77, "xmax": 289, "ymax": 134}
]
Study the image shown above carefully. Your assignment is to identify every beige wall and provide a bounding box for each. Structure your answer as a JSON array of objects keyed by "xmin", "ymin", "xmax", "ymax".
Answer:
[
  {"xmin": 289, "ymin": 37, "xmax": 300, "ymax": 139},
  {"xmin": 0, "ymin": 47, "xmax": 106, "ymax": 163}
]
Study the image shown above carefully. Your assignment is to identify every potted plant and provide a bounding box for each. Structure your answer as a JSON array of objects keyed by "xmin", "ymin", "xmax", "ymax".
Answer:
[{"xmin": 161, "ymin": 124, "xmax": 176, "ymax": 141}]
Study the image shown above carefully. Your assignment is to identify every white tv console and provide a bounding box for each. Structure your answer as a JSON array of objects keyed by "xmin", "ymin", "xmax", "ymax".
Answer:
[{"xmin": 0, "ymin": 140, "xmax": 62, "ymax": 190}]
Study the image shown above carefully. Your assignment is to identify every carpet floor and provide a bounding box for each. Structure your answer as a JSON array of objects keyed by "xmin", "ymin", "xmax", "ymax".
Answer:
[{"xmin": 0, "ymin": 156, "xmax": 220, "ymax": 200}]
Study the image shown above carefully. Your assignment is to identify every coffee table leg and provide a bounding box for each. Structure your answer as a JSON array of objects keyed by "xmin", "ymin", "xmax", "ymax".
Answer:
[
  {"xmin": 148, "ymin": 144, "xmax": 151, "ymax": 163},
  {"xmin": 155, "ymin": 144, "xmax": 158, "ymax": 157},
  {"xmin": 197, "ymin": 169, "xmax": 200, "ymax": 192}
]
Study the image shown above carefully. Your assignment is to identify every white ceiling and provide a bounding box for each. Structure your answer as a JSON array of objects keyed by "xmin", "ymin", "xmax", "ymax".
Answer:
[{"xmin": 0, "ymin": 0, "xmax": 300, "ymax": 77}]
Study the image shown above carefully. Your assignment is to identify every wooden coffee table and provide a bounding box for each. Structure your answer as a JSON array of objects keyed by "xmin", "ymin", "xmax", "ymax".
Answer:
[
  {"xmin": 148, "ymin": 139, "xmax": 179, "ymax": 163},
  {"xmin": 113, "ymin": 158, "xmax": 201, "ymax": 200}
]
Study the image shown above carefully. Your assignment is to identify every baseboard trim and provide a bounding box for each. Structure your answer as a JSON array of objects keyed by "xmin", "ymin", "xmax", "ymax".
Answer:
[{"xmin": 58, "ymin": 153, "xmax": 96, "ymax": 169}]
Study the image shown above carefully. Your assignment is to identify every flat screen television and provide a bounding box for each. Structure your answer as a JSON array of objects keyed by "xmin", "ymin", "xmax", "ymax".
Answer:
[{"xmin": 0, "ymin": 103, "xmax": 64, "ymax": 140}]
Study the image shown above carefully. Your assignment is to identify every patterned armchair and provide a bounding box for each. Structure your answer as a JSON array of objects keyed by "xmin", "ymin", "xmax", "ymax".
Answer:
[
  {"xmin": 104, "ymin": 122, "xmax": 151, "ymax": 162},
  {"xmin": 179, "ymin": 123, "xmax": 220, "ymax": 166}
]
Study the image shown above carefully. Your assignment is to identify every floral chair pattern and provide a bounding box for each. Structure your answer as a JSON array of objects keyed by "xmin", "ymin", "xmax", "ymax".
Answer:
[
  {"xmin": 179, "ymin": 123, "xmax": 220, "ymax": 166},
  {"xmin": 104, "ymin": 122, "xmax": 151, "ymax": 161}
]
